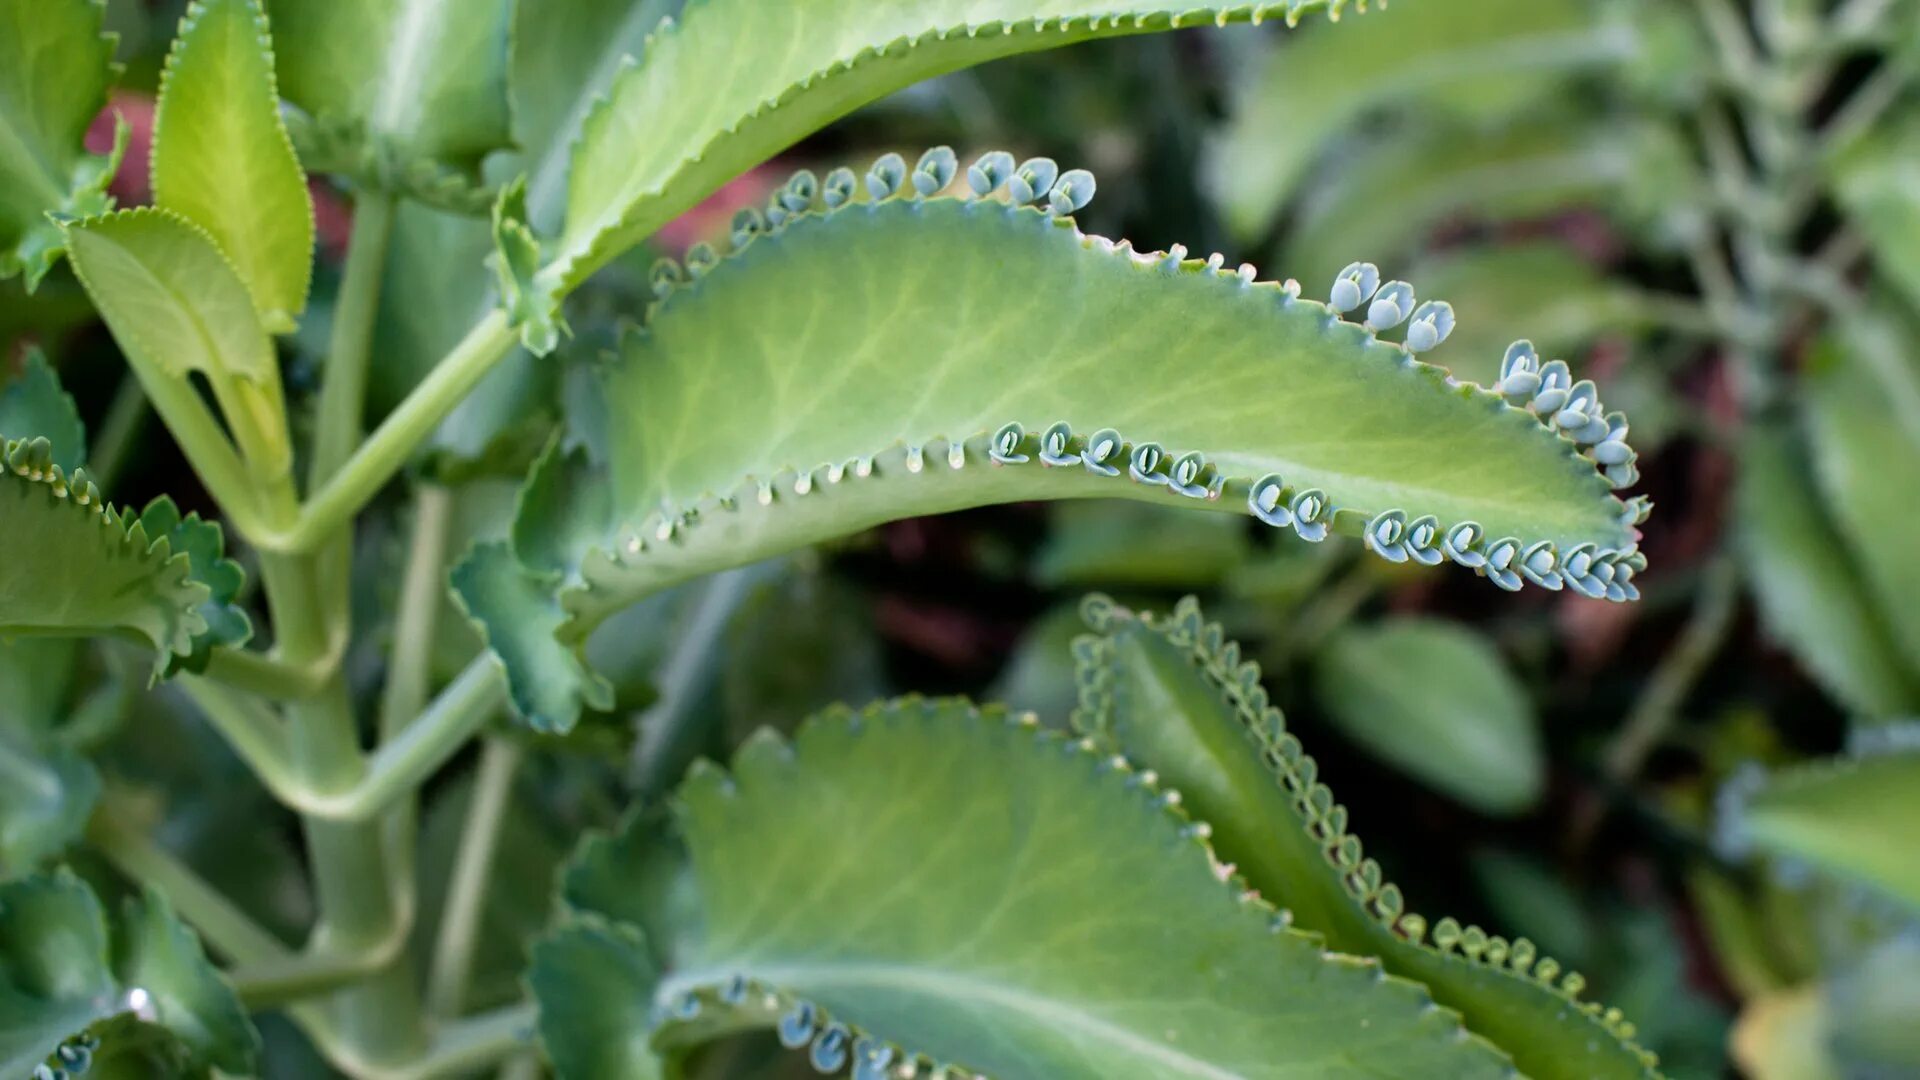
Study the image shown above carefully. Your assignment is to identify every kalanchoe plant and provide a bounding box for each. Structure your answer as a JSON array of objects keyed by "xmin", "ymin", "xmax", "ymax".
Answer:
[{"xmin": 2, "ymin": 0, "xmax": 1916, "ymax": 1077}]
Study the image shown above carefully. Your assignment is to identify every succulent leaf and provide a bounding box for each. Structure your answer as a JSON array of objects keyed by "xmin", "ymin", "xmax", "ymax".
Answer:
[
  {"xmin": 1210, "ymin": 0, "xmax": 1635, "ymax": 239},
  {"xmin": 489, "ymin": 178, "xmax": 566, "ymax": 355},
  {"xmin": 0, "ymin": 0, "xmax": 121, "ymax": 288},
  {"xmin": 553, "ymin": 0, "xmax": 1364, "ymax": 289},
  {"xmin": 152, "ymin": 0, "xmax": 315, "ymax": 333},
  {"xmin": 135, "ymin": 497, "xmax": 253, "ymax": 675},
  {"xmin": 538, "ymin": 697, "xmax": 1515, "ymax": 1079},
  {"xmin": 1072, "ymin": 596, "xmax": 1659, "ymax": 1078},
  {"xmin": 0, "ymin": 438, "xmax": 210, "ymax": 681},
  {"xmin": 0, "ymin": 349, "xmax": 87, "ymax": 473}
]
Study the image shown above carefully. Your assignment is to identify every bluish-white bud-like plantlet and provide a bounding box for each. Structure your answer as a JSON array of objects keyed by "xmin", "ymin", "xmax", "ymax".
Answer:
[
  {"xmin": 684, "ymin": 243, "xmax": 719, "ymax": 278},
  {"xmin": 1592, "ymin": 412, "xmax": 1633, "ymax": 465},
  {"xmin": 866, "ymin": 152, "xmax": 907, "ymax": 200},
  {"xmin": 1365, "ymin": 281, "xmax": 1416, "ymax": 331},
  {"xmin": 1405, "ymin": 300, "xmax": 1455, "ymax": 352},
  {"xmin": 1561, "ymin": 544, "xmax": 1607, "ymax": 598},
  {"xmin": 1519, "ymin": 540, "xmax": 1563, "ymax": 589},
  {"xmin": 1082, "ymin": 427, "xmax": 1124, "ymax": 476},
  {"xmin": 811, "ymin": 1024, "xmax": 850, "ymax": 1072},
  {"xmin": 1483, "ymin": 537, "xmax": 1524, "ymax": 591},
  {"xmin": 1553, "ymin": 379, "xmax": 1603, "ymax": 433},
  {"xmin": 1604, "ymin": 460, "xmax": 1640, "ymax": 490},
  {"xmin": 1048, "ymin": 169, "xmax": 1097, "ymax": 216},
  {"xmin": 1530, "ymin": 360, "xmax": 1573, "ymax": 415},
  {"xmin": 822, "ymin": 167, "xmax": 857, "ymax": 209},
  {"xmin": 764, "ymin": 199, "xmax": 789, "ymax": 228},
  {"xmin": 1008, "ymin": 157, "xmax": 1060, "ymax": 206},
  {"xmin": 1291, "ymin": 489, "xmax": 1331, "ymax": 542},
  {"xmin": 852, "ymin": 1038, "xmax": 894, "ymax": 1080},
  {"xmin": 990, "ymin": 422, "xmax": 1029, "ymax": 464},
  {"xmin": 1329, "ymin": 261, "xmax": 1381, "ymax": 313},
  {"xmin": 780, "ymin": 169, "xmax": 818, "ymax": 214},
  {"xmin": 1169, "ymin": 451, "xmax": 1211, "ymax": 497},
  {"xmin": 1495, "ymin": 340, "xmax": 1542, "ymax": 401},
  {"xmin": 730, "ymin": 207, "xmax": 765, "ymax": 249},
  {"xmin": 1129, "ymin": 441, "xmax": 1167, "ymax": 484},
  {"xmin": 1249, "ymin": 473, "xmax": 1293, "ymax": 527},
  {"xmin": 1364, "ymin": 509, "xmax": 1409, "ymax": 563},
  {"xmin": 1405, "ymin": 515, "xmax": 1444, "ymax": 565},
  {"xmin": 1444, "ymin": 521, "xmax": 1487, "ymax": 567},
  {"xmin": 778, "ymin": 1002, "xmax": 817, "ymax": 1048},
  {"xmin": 649, "ymin": 257, "xmax": 685, "ymax": 298},
  {"xmin": 967, "ymin": 150, "xmax": 1016, "ymax": 197},
  {"xmin": 1039, "ymin": 421, "xmax": 1077, "ymax": 466},
  {"xmin": 912, "ymin": 146, "xmax": 958, "ymax": 196},
  {"xmin": 1610, "ymin": 559, "xmax": 1641, "ymax": 602}
]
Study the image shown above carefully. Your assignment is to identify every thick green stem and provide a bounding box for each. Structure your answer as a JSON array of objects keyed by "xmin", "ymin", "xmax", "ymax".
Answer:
[{"xmin": 425, "ymin": 738, "xmax": 523, "ymax": 1020}]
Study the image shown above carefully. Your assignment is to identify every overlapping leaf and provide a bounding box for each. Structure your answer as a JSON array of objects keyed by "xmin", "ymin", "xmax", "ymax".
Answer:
[
  {"xmin": 0, "ymin": 349, "xmax": 86, "ymax": 472},
  {"xmin": 537, "ymin": 697, "xmax": 1513, "ymax": 1079},
  {"xmin": 1072, "ymin": 596, "xmax": 1659, "ymax": 1079},
  {"xmin": 463, "ymin": 170, "xmax": 1644, "ymax": 729},
  {"xmin": 0, "ymin": 0, "xmax": 122, "ymax": 287}
]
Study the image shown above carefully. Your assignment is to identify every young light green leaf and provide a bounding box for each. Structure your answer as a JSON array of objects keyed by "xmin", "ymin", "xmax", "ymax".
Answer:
[
  {"xmin": 1210, "ymin": 0, "xmax": 1634, "ymax": 239},
  {"xmin": 490, "ymin": 178, "xmax": 565, "ymax": 355},
  {"xmin": 0, "ymin": 871, "xmax": 117, "ymax": 1077},
  {"xmin": 0, "ymin": 438, "xmax": 209, "ymax": 680},
  {"xmin": 1073, "ymin": 596, "xmax": 1658, "ymax": 1079},
  {"xmin": 63, "ymin": 208, "xmax": 291, "ymax": 480},
  {"xmin": 152, "ymin": 0, "xmax": 315, "ymax": 333},
  {"xmin": 552, "ymin": 0, "xmax": 1363, "ymax": 289},
  {"xmin": 1315, "ymin": 617, "xmax": 1544, "ymax": 814},
  {"xmin": 267, "ymin": 0, "xmax": 511, "ymax": 208},
  {"xmin": 0, "ymin": 349, "xmax": 87, "ymax": 472},
  {"xmin": 1737, "ymin": 426, "xmax": 1919, "ymax": 718},
  {"xmin": 1803, "ymin": 322, "xmax": 1920, "ymax": 674},
  {"xmin": 545, "ymin": 696, "xmax": 1514, "ymax": 1079},
  {"xmin": 466, "ymin": 180, "xmax": 1643, "ymax": 729},
  {"xmin": 0, "ymin": 0, "xmax": 122, "ymax": 288},
  {"xmin": 1721, "ymin": 743, "xmax": 1920, "ymax": 914}
]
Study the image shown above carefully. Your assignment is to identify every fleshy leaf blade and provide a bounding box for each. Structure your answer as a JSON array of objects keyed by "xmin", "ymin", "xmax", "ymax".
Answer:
[
  {"xmin": 0, "ymin": 0, "xmax": 121, "ymax": 287},
  {"xmin": 112, "ymin": 887, "xmax": 261, "ymax": 1075},
  {"xmin": 136, "ymin": 497, "xmax": 253, "ymax": 675},
  {"xmin": 0, "ymin": 349, "xmax": 87, "ymax": 472},
  {"xmin": 152, "ymin": 0, "xmax": 315, "ymax": 333},
  {"xmin": 1073, "ymin": 596, "xmax": 1658, "ymax": 1079},
  {"xmin": 0, "ymin": 871, "xmax": 117, "ymax": 1077}
]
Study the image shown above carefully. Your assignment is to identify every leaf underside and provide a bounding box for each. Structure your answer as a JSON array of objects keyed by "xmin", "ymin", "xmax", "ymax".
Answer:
[
  {"xmin": 543, "ymin": 697, "xmax": 1513, "ymax": 1079},
  {"xmin": 554, "ymin": 0, "xmax": 1360, "ymax": 287},
  {"xmin": 1072, "ymin": 596, "xmax": 1660, "ymax": 1080}
]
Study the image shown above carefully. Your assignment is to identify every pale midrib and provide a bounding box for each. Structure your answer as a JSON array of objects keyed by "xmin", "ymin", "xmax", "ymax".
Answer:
[
  {"xmin": 370, "ymin": 0, "xmax": 450, "ymax": 140},
  {"xmin": 658, "ymin": 961, "xmax": 1291, "ymax": 1080},
  {"xmin": 0, "ymin": 108, "xmax": 73, "ymax": 216}
]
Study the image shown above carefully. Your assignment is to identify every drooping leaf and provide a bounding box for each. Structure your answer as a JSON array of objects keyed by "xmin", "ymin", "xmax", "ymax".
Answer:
[
  {"xmin": 1209, "ymin": 0, "xmax": 1634, "ymax": 239},
  {"xmin": 1737, "ymin": 425, "xmax": 1919, "ymax": 717},
  {"xmin": 1314, "ymin": 617, "xmax": 1544, "ymax": 814},
  {"xmin": 151, "ymin": 0, "xmax": 315, "ymax": 332},
  {"xmin": 1072, "ymin": 596, "xmax": 1658, "ymax": 1079},
  {"xmin": 0, "ymin": 438, "xmax": 209, "ymax": 679},
  {"xmin": 543, "ymin": 697, "xmax": 1515, "ymax": 1079},
  {"xmin": 467, "ymin": 168, "xmax": 1645, "ymax": 730},
  {"xmin": 1720, "ymin": 741, "xmax": 1920, "ymax": 914},
  {"xmin": 135, "ymin": 497, "xmax": 253, "ymax": 674},
  {"xmin": 1803, "ymin": 321, "xmax": 1920, "ymax": 674},
  {"xmin": 112, "ymin": 887, "xmax": 261, "ymax": 1076},
  {"xmin": 266, "ymin": 0, "xmax": 512, "ymax": 209},
  {"xmin": 452, "ymin": 541, "xmax": 614, "ymax": 730},
  {"xmin": 0, "ymin": 0, "xmax": 122, "ymax": 288},
  {"xmin": 551, "ymin": 0, "xmax": 1367, "ymax": 289},
  {"xmin": 63, "ymin": 208, "xmax": 291, "ymax": 480},
  {"xmin": 0, "ymin": 348, "xmax": 87, "ymax": 473}
]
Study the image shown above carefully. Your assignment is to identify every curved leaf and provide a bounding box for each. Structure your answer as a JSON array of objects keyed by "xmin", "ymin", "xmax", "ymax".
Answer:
[
  {"xmin": 113, "ymin": 886, "xmax": 261, "ymax": 1075},
  {"xmin": 1737, "ymin": 426, "xmax": 1919, "ymax": 717},
  {"xmin": 1314, "ymin": 617, "xmax": 1544, "ymax": 814},
  {"xmin": 0, "ymin": 0, "xmax": 121, "ymax": 287},
  {"xmin": 0, "ymin": 438, "xmax": 209, "ymax": 679},
  {"xmin": 467, "ymin": 170, "xmax": 1644, "ymax": 729},
  {"xmin": 0, "ymin": 349, "xmax": 86, "ymax": 472},
  {"xmin": 551, "ymin": 0, "xmax": 1364, "ymax": 289},
  {"xmin": 1072, "ymin": 596, "xmax": 1659, "ymax": 1079},
  {"xmin": 1803, "ymin": 323, "xmax": 1920, "ymax": 674},
  {"xmin": 135, "ymin": 497, "xmax": 253, "ymax": 675},
  {"xmin": 1720, "ymin": 741, "xmax": 1920, "ymax": 914},
  {"xmin": 267, "ymin": 0, "xmax": 511, "ymax": 208},
  {"xmin": 1210, "ymin": 0, "xmax": 1634, "ymax": 239},
  {"xmin": 152, "ymin": 0, "xmax": 315, "ymax": 332},
  {"xmin": 0, "ymin": 726, "xmax": 99, "ymax": 878},
  {"xmin": 545, "ymin": 696, "xmax": 1514, "ymax": 1079},
  {"xmin": 527, "ymin": 918, "xmax": 663, "ymax": 1080},
  {"xmin": 0, "ymin": 871, "xmax": 116, "ymax": 1077}
]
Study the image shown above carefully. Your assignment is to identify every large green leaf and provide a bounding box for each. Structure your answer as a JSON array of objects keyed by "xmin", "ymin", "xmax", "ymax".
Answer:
[
  {"xmin": 0, "ymin": 349, "xmax": 86, "ymax": 473},
  {"xmin": 466, "ymin": 171, "xmax": 1644, "ymax": 729},
  {"xmin": 1072, "ymin": 596, "xmax": 1659, "ymax": 1079},
  {"xmin": 1209, "ymin": 0, "xmax": 1633, "ymax": 240},
  {"xmin": 0, "ymin": 438, "xmax": 209, "ymax": 679},
  {"xmin": 541, "ymin": 697, "xmax": 1514, "ymax": 1078},
  {"xmin": 1803, "ymin": 322, "xmax": 1920, "ymax": 674},
  {"xmin": 1831, "ymin": 116, "xmax": 1920, "ymax": 314},
  {"xmin": 0, "ymin": 0, "xmax": 121, "ymax": 287},
  {"xmin": 152, "ymin": 0, "xmax": 315, "ymax": 333},
  {"xmin": 1721, "ymin": 739, "xmax": 1920, "ymax": 914},
  {"xmin": 0, "ymin": 722, "xmax": 99, "ymax": 879},
  {"xmin": 1314, "ymin": 617, "xmax": 1544, "ymax": 814},
  {"xmin": 1737, "ymin": 426, "xmax": 1919, "ymax": 718},
  {"xmin": 63, "ymin": 208, "xmax": 291, "ymax": 480},
  {"xmin": 0, "ymin": 872, "xmax": 260, "ymax": 1077},
  {"xmin": 266, "ymin": 0, "xmax": 511, "ymax": 207},
  {"xmin": 550, "ymin": 0, "xmax": 1364, "ymax": 289}
]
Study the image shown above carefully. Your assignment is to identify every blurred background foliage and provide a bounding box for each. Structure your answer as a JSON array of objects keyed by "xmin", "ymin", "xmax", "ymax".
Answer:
[{"xmin": 7, "ymin": 0, "xmax": 1920, "ymax": 1076}]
